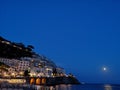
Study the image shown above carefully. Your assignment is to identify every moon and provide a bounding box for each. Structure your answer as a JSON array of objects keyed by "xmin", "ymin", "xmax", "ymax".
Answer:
[{"xmin": 103, "ymin": 67, "xmax": 107, "ymax": 71}]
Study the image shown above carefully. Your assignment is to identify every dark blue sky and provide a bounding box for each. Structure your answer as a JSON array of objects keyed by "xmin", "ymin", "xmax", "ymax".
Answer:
[{"xmin": 0, "ymin": 0, "xmax": 120, "ymax": 84}]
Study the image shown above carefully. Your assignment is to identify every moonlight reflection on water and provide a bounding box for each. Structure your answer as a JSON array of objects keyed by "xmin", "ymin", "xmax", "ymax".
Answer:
[{"xmin": 104, "ymin": 84, "xmax": 112, "ymax": 90}]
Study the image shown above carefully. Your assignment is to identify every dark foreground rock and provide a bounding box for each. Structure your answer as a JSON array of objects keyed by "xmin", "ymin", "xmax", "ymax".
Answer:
[{"xmin": 46, "ymin": 76, "xmax": 80, "ymax": 86}]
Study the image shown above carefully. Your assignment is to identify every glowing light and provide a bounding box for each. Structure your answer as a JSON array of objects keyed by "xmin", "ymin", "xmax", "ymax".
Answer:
[
  {"xmin": 103, "ymin": 67, "xmax": 107, "ymax": 71},
  {"xmin": 102, "ymin": 67, "xmax": 107, "ymax": 71},
  {"xmin": 104, "ymin": 84, "xmax": 112, "ymax": 90}
]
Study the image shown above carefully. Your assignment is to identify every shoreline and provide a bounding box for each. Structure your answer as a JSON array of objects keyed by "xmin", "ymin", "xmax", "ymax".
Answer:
[{"xmin": 0, "ymin": 76, "xmax": 80, "ymax": 86}]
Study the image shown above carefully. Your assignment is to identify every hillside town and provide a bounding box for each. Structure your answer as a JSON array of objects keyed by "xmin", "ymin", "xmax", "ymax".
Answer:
[
  {"xmin": 0, "ymin": 36, "xmax": 80, "ymax": 89},
  {"xmin": 0, "ymin": 56, "xmax": 65, "ymax": 78},
  {"xmin": 0, "ymin": 36, "xmax": 65, "ymax": 78}
]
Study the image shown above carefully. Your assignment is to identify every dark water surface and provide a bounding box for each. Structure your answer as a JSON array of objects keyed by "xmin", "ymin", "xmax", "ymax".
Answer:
[{"xmin": 36, "ymin": 84, "xmax": 120, "ymax": 90}]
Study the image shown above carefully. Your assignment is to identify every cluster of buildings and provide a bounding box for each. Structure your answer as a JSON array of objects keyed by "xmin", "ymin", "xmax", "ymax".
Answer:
[
  {"xmin": 0, "ymin": 36, "xmax": 66, "ymax": 78},
  {"xmin": 0, "ymin": 55, "xmax": 65, "ymax": 78}
]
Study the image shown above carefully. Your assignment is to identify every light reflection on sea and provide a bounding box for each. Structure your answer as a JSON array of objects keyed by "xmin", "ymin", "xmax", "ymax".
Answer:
[
  {"xmin": 36, "ymin": 84, "xmax": 120, "ymax": 90},
  {"xmin": 104, "ymin": 84, "xmax": 112, "ymax": 90},
  {"xmin": 36, "ymin": 84, "xmax": 72, "ymax": 90},
  {"xmin": 56, "ymin": 84, "xmax": 72, "ymax": 90}
]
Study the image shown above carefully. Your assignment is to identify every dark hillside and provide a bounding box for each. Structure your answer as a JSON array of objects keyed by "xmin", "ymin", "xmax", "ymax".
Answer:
[{"xmin": 0, "ymin": 36, "xmax": 34, "ymax": 59}]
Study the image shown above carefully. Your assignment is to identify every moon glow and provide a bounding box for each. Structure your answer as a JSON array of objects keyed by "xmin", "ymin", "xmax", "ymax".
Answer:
[{"xmin": 103, "ymin": 67, "xmax": 107, "ymax": 71}]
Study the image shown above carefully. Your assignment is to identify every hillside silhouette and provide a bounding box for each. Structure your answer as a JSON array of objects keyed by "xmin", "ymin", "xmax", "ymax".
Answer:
[{"xmin": 0, "ymin": 36, "xmax": 34, "ymax": 59}]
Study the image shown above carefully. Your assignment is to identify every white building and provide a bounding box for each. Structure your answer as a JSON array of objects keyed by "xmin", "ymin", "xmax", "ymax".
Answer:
[
  {"xmin": 0, "ymin": 58, "xmax": 19, "ymax": 67},
  {"xmin": 0, "ymin": 56, "xmax": 65, "ymax": 77},
  {"xmin": 17, "ymin": 60, "xmax": 30, "ymax": 71}
]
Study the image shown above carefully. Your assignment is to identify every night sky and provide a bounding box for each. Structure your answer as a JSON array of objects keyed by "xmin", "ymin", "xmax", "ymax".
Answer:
[{"xmin": 0, "ymin": 0, "xmax": 120, "ymax": 84}]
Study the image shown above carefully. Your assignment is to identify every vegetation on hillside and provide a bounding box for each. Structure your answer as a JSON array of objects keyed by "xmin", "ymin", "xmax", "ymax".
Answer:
[{"xmin": 0, "ymin": 36, "xmax": 34, "ymax": 59}]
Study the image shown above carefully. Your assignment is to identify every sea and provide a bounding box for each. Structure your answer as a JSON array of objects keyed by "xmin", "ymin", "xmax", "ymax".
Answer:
[
  {"xmin": 36, "ymin": 84, "xmax": 120, "ymax": 90},
  {"xmin": 0, "ymin": 84, "xmax": 120, "ymax": 90}
]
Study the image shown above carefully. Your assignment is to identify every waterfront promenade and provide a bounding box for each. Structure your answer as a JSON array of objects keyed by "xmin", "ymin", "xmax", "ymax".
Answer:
[{"xmin": 0, "ymin": 76, "xmax": 79, "ymax": 90}]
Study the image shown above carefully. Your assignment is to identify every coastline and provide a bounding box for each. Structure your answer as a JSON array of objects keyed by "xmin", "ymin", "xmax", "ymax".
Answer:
[
  {"xmin": 0, "ymin": 76, "xmax": 80, "ymax": 86},
  {"xmin": 0, "ymin": 77, "xmax": 80, "ymax": 90},
  {"xmin": 0, "ymin": 36, "xmax": 80, "ymax": 88}
]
